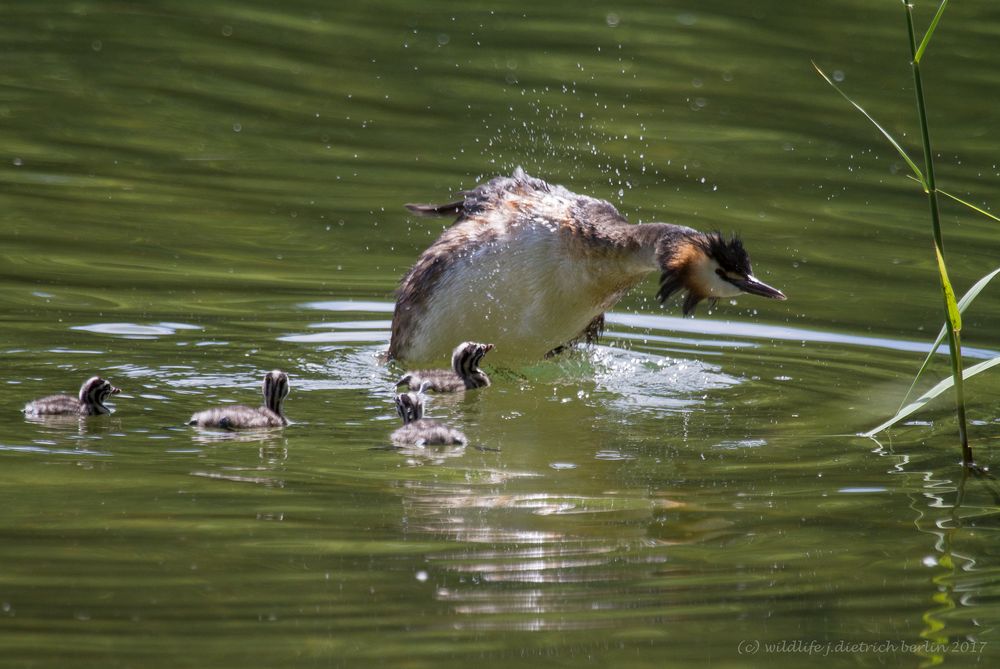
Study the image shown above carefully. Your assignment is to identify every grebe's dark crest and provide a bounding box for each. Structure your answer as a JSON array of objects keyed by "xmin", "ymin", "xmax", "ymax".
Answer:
[
  {"xmin": 390, "ymin": 168, "xmax": 785, "ymax": 363},
  {"xmin": 391, "ymin": 384, "xmax": 467, "ymax": 446},
  {"xmin": 397, "ymin": 341, "xmax": 494, "ymax": 392},
  {"xmin": 23, "ymin": 376, "xmax": 121, "ymax": 416},
  {"xmin": 188, "ymin": 370, "xmax": 290, "ymax": 430}
]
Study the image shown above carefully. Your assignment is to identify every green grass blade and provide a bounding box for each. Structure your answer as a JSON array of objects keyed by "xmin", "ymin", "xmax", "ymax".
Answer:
[
  {"xmin": 914, "ymin": 0, "xmax": 949, "ymax": 64},
  {"xmin": 897, "ymin": 267, "xmax": 1000, "ymax": 409},
  {"xmin": 954, "ymin": 267, "xmax": 1000, "ymax": 315},
  {"xmin": 812, "ymin": 61, "xmax": 925, "ymax": 184},
  {"xmin": 934, "ymin": 244, "xmax": 962, "ymax": 332},
  {"xmin": 904, "ymin": 174, "xmax": 930, "ymax": 193},
  {"xmin": 863, "ymin": 354, "xmax": 1000, "ymax": 437},
  {"xmin": 937, "ymin": 187, "xmax": 1000, "ymax": 223},
  {"xmin": 905, "ymin": 175, "xmax": 1000, "ymax": 223}
]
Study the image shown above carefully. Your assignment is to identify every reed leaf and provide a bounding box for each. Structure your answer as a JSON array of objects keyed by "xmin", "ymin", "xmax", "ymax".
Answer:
[
  {"xmin": 914, "ymin": 0, "xmax": 949, "ymax": 65},
  {"xmin": 937, "ymin": 188, "xmax": 1000, "ymax": 223},
  {"xmin": 812, "ymin": 61, "xmax": 925, "ymax": 184},
  {"xmin": 863, "ymin": 354, "xmax": 1000, "ymax": 437},
  {"xmin": 905, "ymin": 175, "xmax": 1000, "ymax": 223},
  {"xmin": 897, "ymin": 267, "xmax": 1000, "ymax": 410},
  {"xmin": 934, "ymin": 245, "xmax": 962, "ymax": 332}
]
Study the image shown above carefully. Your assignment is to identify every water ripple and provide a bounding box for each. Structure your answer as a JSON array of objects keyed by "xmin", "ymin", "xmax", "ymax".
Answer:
[
  {"xmin": 608, "ymin": 312, "xmax": 1000, "ymax": 359},
  {"xmin": 71, "ymin": 322, "xmax": 202, "ymax": 339}
]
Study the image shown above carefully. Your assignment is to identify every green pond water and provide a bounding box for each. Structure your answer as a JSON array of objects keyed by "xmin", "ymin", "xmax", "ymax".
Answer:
[{"xmin": 2, "ymin": 1, "xmax": 1000, "ymax": 667}]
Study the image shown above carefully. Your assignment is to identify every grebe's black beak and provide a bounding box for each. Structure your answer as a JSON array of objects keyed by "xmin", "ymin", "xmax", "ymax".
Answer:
[{"xmin": 733, "ymin": 275, "xmax": 786, "ymax": 301}]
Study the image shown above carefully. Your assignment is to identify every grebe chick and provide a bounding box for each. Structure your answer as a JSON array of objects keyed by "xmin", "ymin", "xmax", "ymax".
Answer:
[
  {"xmin": 23, "ymin": 376, "xmax": 121, "ymax": 416},
  {"xmin": 391, "ymin": 386, "xmax": 467, "ymax": 446},
  {"xmin": 397, "ymin": 341, "xmax": 494, "ymax": 392},
  {"xmin": 188, "ymin": 370, "xmax": 290, "ymax": 429},
  {"xmin": 390, "ymin": 168, "xmax": 786, "ymax": 362}
]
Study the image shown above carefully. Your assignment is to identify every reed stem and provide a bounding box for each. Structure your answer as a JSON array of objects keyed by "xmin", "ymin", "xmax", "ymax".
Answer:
[{"xmin": 902, "ymin": 1, "xmax": 972, "ymax": 466}]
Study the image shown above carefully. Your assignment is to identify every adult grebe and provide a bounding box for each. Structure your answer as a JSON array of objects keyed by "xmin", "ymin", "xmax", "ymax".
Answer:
[
  {"xmin": 188, "ymin": 370, "xmax": 290, "ymax": 429},
  {"xmin": 389, "ymin": 168, "xmax": 785, "ymax": 363},
  {"xmin": 23, "ymin": 376, "xmax": 121, "ymax": 416},
  {"xmin": 391, "ymin": 386, "xmax": 467, "ymax": 446},
  {"xmin": 397, "ymin": 341, "xmax": 494, "ymax": 393}
]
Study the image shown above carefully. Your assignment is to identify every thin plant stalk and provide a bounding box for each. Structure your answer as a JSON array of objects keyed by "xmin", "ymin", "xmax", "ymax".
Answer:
[{"xmin": 902, "ymin": 0, "xmax": 972, "ymax": 466}]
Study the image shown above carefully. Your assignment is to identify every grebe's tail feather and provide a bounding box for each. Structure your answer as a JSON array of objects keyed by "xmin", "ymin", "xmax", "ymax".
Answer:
[{"xmin": 404, "ymin": 201, "xmax": 465, "ymax": 218}]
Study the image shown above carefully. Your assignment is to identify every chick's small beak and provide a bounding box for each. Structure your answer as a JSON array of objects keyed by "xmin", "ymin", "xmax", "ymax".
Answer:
[
  {"xmin": 110, "ymin": 385, "xmax": 122, "ymax": 394},
  {"xmin": 734, "ymin": 275, "xmax": 786, "ymax": 300}
]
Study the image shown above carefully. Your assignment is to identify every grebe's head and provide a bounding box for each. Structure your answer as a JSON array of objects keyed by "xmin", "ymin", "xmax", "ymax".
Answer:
[
  {"xmin": 262, "ymin": 370, "xmax": 290, "ymax": 414},
  {"xmin": 657, "ymin": 232, "xmax": 786, "ymax": 315},
  {"xmin": 79, "ymin": 376, "xmax": 121, "ymax": 406},
  {"xmin": 394, "ymin": 389, "xmax": 426, "ymax": 424},
  {"xmin": 451, "ymin": 341, "xmax": 494, "ymax": 388}
]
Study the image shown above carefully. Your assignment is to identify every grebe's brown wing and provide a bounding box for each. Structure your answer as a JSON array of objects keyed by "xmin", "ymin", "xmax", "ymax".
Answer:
[
  {"xmin": 403, "ymin": 168, "xmax": 552, "ymax": 222},
  {"xmin": 404, "ymin": 170, "xmax": 529, "ymax": 216},
  {"xmin": 405, "ymin": 168, "xmax": 627, "ymax": 226}
]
